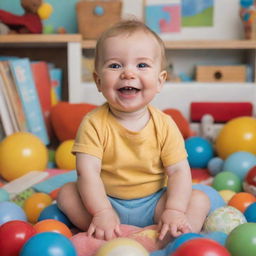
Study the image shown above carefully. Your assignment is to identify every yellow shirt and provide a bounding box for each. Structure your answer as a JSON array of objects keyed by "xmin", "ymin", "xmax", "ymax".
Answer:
[{"xmin": 72, "ymin": 103, "xmax": 187, "ymax": 199}]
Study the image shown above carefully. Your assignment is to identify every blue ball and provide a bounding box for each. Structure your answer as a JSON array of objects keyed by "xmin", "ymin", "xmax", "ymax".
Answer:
[
  {"xmin": 0, "ymin": 201, "xmax": 27, "ymax": 225},
  {"xmin": 204, "ymin": 231, "xmax": 227, "ymax": 246},
  {"xmin": 207, "ymin": 157, "xmax": 224, "ymax": 176},
  {"xmin": 240, "ymin": 0, "xmax": 254, "ymax": 8},
  {"xmin": 244, "ymin": 202, "xmax": 256, "ymax": 222},
  {"xmin": 0, "ymin": 188, "xmax": 9, "ymax": 202},
  {"xmin": 20, "ymin": 232, "xmax": 77, "ymax": 256},
  {"xmin": 222, "ymin": 151, "xmax": 256, "ymax": 180},
  {"xmin": 94, "ymin": 5, "xmax": 104, "ymax": 16},
  {"xmin": 185, "ymin": 137, "xmax": 214, "ymax": 168},
  {"xmin": 38, "ymin": 204, "xmax": 73, "ymax": 228},
  {"xmin": 170, "ymin": 233, "xmax": 204, "ymax": 253}
]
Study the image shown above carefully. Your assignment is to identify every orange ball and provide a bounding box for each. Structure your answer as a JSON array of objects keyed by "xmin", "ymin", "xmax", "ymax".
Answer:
[
  {"xmin": 34, "ymin": 219, "xmax": 72, "ymax": 238},
  {"xmin": 23, "ymin": 193, "xmax": 52, "ymax": 223},
  {"xmin": 228, "ymin": 192, "xmax": 256, "ymax": 213}
]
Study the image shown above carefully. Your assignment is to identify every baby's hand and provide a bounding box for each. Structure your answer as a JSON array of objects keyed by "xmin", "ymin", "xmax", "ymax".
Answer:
[
  {"xmin": 158, "ymin": 209, "xmax": 192, "ymax": 240},
  {"xmin": 88, "ymin": 208, "xmax": 121, "ymax": 241}
]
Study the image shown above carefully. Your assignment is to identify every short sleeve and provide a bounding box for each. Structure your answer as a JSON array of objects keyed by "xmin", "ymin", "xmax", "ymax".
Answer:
[
  {"xmin": 160, "ymin": 116, "xmax": 188, "ymax": 167},
  {"xmin": 72, "ymin": 115, "xmax": 104, "ymax": 159}
]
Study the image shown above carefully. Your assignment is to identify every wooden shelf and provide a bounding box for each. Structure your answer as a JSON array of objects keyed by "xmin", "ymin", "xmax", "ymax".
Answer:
[
  {"xmin": 81, "ymin": 39, "xmax": 256, "ymax": 50},
  {"xmin": 0, "ymin": 34, "xmax": 82, "ymax": 46}
]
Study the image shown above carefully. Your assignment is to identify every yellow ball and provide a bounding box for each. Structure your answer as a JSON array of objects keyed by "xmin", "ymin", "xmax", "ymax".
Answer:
[
  {"xmin": 219, "ymin": 190, "xmax": 236, "ymax": 203},
  {"xmin": 95, "ymin": 238, "xmax": 149, "ymax": 256},
  {"xmin": 215, "ymin": 117, "xmax": 256, "ymax": 159},
  {"xmin": 55, "ymin": 140, "xmax": 76, "ymax": 170},
  {"xmin": 38, "ymin": 3, "xmax": 53, "ymax": 20},
  {"xmin": 0, "ymin": 132, "xmax": 48, "ymax": 181},
  {"xmin": 23, "ymin": 192, "xmax": 52, "ymax": 223}
]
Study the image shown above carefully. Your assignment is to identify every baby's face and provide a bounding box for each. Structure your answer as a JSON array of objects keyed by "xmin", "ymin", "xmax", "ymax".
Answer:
[{"xmin": 94, "ymin": 31, "xmax": 167, "ymax": 113}]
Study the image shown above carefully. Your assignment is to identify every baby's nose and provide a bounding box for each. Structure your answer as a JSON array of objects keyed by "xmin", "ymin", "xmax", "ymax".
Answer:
[{"xmin": 120, "ymin": 69, "xmax": 135, "ymax": 79}]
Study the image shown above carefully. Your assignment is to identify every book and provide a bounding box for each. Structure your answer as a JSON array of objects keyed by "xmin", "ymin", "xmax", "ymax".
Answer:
[
  {"xmin": 49, "ymin": 66, "xmax": 62, "ymax": 103},
  {"xmin": 0, "ymin": 61, "xmax": 28, "ymax": 132},
  {"xmin": 0, "ymin": 74, "xmax": 15, "ymax": 136},
  {"xmin": 31, "ymin": 61, "xmax": 52, "ymax": 136},
  {"xmin": 9, "ymin": 58, "xmax": 50, "ymax": 145}
]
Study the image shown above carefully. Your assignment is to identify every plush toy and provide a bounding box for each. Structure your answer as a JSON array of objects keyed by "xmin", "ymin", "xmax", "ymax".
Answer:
[{"xmin": 0, "ymin": 0, "xmax": 43, "ymax": 34}]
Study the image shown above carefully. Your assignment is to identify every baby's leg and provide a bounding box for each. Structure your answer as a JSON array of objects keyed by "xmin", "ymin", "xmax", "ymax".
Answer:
[
  {"xmin": 57, "ymin": 182, "xmax": 92, "ymax": 231},
  {"xmin": 154, "ymin": 189, "xmax": 210, "ymax": 233}
]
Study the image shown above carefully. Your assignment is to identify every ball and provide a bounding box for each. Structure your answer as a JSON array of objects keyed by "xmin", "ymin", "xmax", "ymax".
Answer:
[
  {"xmin": 212, "ymin": 171, "xmax": 242, "ymax": 192},
  {"xmin": 204, "ymin": 231, "xmax": 228, "ymax": 246},
  {"xmin": 226, "ymin": 223, "xmax": 256, "ymax": 256},
  {"xmin": 0, "ymin": 188, "xmax": 9, "ymax": 202},
  {"xmin": 95, "ymin": 238, "xmax": 149, "ymax": 256},
  {"xmin": 207, "ymin": 157, "xmax": 224, "ymax": 176},
  {"xmin": 243, "ymin": 166, "xmax": 256, "ymax": 195},
  {"xmin": 34, "ymin": 219, "xmax": 72, "ymax": 238},
  {"xmin": 0, "ymin": 201, "xmax": 27, "ymax": 225},
  {"xmin": 38, "ymin": 203, "xmax": 73, "ymax": 227},
  {"xmin": 172, "ymin": 238, "xmax": 230, "ymax": 256},
  {"xmin": 244, "ymin": 202, "xmax": 256, "ymax": 222},
  {"xmin": 23, "ymin": 193, "xmax": 52, "ymax": 223},
  {"xmin": 185, "ymin": 136, "xmax": 214, "ymax": 168},
  {"xmin": 0, "ymin": 132, "xmax": 48, "ymax": 181},
  {"xmin": 37, "ymin": 3, "xmax": 53, "ymax": 20},
  {"xmin": 218, "ymin": 190, "xmax": 236, "ymax": 203},
  {"xmin": 20, "ymin": 232, "xmax": 76, "ymax": 256},
  {"xmin": 228, "ymin": 192, "xmax": 256, "ymax": 213},
  {"xmin": 0, "ymin": 220, "xmax": 36, "ymax": 256},
  {"xmin": 222, "ymin": 151, "xmax": 256, "ymax": 180},
  {"xmin": 55, "ymin": 140, "xmax": 76, "ymax": 170},
  {"xmin": 203, "ymin": 206, "xmax": 247, "ymax": 234},
  {"xmin": 215, "ymin": 117, "xmax": 256, "ymax": 159}
]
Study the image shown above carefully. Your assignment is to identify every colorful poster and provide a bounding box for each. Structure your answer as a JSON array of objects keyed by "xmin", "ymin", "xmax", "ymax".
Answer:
[
  {"xmin": 182, "ymin": 0, "xmax": 214, "ymax": 27},
  {"xmin": 145, "ymin": 0, "xmax": 181, "ymax": 34}
]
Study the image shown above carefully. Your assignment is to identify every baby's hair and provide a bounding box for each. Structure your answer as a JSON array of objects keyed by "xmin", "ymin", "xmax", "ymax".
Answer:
[{"xmin": 94, "ymin": 19, "xmax": 167, "ymax": 71}]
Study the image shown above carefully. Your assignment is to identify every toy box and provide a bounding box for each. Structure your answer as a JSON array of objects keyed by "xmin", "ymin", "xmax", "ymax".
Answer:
[
  {"xmin": 76, "ymin": 0, "xmax": 122, "ymax": 39},
  {"xmin": 196, "ymin": 65, "xmax": 247, "ymax": 82}
]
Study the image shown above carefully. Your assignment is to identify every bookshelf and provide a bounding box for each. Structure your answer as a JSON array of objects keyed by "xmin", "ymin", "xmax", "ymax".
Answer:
[{"xmin": 1, "ymin": 36, "xmax": 256, "ymax": 120}]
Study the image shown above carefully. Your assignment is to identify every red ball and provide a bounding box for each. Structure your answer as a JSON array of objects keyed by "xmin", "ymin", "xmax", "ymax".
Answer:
[
  {"xmin": 245, "ymin": 166, "xmax": 256, "ymax": 186},
  {"xmin": 0, "ymin": 220, "xmax": 36, "ymax": 256},
  {"xmin": 172, "ymin": 238, "xmax": 230, "ymax": 256}
]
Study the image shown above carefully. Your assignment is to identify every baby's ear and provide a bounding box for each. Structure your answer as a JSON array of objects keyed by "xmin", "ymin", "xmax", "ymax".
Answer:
[
  {"xmin": 157, "ymin": 70, "xmax": 167, "ymax": 92},
  {"xmin": 93, "ymin": 71, "xmax": 101, "ymax": 92}
]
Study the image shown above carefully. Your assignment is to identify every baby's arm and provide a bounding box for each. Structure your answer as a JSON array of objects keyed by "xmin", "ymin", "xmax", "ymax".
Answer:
[
  {"xmin": 76, "ymin": 153, "xmax": 121, "ymax": 240},
  {"xmin": 158, "ymin": 159, "xmax": 192, "ymax": 239}
]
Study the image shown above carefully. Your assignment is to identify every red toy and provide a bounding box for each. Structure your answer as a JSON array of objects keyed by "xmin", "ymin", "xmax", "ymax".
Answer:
[
  {"xmin": 172, "ymin": 238, "xmax": 230, "ymax": 256},
  {"xmin": 0, "ymin": 0, "xmax": 42, "ymax": 34},
  {"xmin": 0, "ymin": 220, "xmax": 36, "ymax": 256}
]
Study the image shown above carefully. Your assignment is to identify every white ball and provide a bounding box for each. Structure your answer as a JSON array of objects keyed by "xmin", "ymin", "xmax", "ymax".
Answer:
[
  {"xmin": 95, "ymin": 238, "xmax": 149, "ymax": 256},
  {"xmin": 203, "ymin": 206, "xmax": 246, "ymax": 234}
]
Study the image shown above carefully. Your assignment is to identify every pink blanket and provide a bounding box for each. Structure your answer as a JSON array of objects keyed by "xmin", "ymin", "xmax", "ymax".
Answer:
[{"xmin": 71, "ymin": 224, "xmax": 171, "ymax": 256}]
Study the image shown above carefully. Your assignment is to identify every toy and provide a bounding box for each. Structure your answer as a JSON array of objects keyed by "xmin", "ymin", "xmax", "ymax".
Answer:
[
  {"xmin": 185, "ymin": 136, "xmax": 214, "ymax": 168},
  {"xmin": 38, "ymin": 203, "xmax": 73, "ymax": 228},
  {"xmin": 0, "ymin": 188, "xmax": 9, "ymax": 202},
  {"xmin": 215, "ymin": 117, "xmax": 256, "ymax": 159},
  {"xmin": 212, "ymin": 171, "xmax": 242, "ymax": 192},
  {"xmin": 243, "ymin": 165, "xmax": 256, "ymax": 195},
  {"xmin": 244, "ymin": 202, "xmax": 256, "ymax": 222},
  {"xmin": 203, "ymin": 206, "xmax": 247, "ymax": 235},
  {"xmin": 20, "ymin": 232, "xmax": 77, "ymax": 256},
  {"xmin": 222, "ymin": 151, "xmax": 256, "ymax": 180},
  {"xmin": 226, "ymin": 223, "xmax": 256, "ymax": 256},
  {"xmin": 207, "ymin": 157, "xmax": 224, "ymax": 176},
  {"xmin": 228, "ymin": 192, "xmax": 256, "ymax": 213},
  {"xmin": 0, "ymin": 132, "xmax": 48, "ymax": 181},
  {"xmin": 0, "ymin": 220, "xmax": 36, "ymax": 256},
  {"xmin": 37, "ymin": 2, "xmax": 53, "ymax": 20},
  {"xmin": 0, "ymin": 201, "xmax": 27, "ymax": 225},
  {"xmin": 34, "ymin": 219, "xmax": 72, "ymax": 238},
  {"xmin": 23, "ymin": 192, "xmax": 52, "ymax": 223},
  {"xmin": 204, "ymin": 231, "xmax": 228, "ymax": 246},
  {"xmin": 218, "ymin": 190, "xmax": 236, "ymax": 203},
  {"xmin": 55, "ymin": 140, "xmax": 76, "ymax": 170},
  {"xmin": 95, "ymin": 238, "xmax": 149, "ymax": 256},
  {"xmin": 172, "ymin": 238, "xmax": 230, "ymax": 256},
  {"xmin": 0, "ymin": 0, "xmax": 43, "ymax": 34}
]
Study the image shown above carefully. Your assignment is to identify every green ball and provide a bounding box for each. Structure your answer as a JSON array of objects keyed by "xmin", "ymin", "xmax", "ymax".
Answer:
[
  {"xmin": 212, "ymin": 171, "xmax": 242, "ymax": 192},
  {"xmin": 226, "ymin": 223, "xmax": 256, "ymax": 256}
]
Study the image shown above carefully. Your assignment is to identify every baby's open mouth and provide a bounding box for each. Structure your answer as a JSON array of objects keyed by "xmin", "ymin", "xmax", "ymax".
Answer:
[{"xmin": 118, "ymin": 86, "xmax": 140, "ymax": 94}]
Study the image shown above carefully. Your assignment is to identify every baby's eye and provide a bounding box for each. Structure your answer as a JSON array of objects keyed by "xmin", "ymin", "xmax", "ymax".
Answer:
[
  {"xmin": 138, "ymin": 63, "xmax": 150, "ymax": 68},
  {"xmin": 108, "ymin": 63, "xmax": 121, "ymax": 69}
]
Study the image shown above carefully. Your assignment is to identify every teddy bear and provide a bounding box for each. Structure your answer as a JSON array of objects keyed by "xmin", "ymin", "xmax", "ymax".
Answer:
[{"xmin": 0, "ymin": 0, "xmax": 43, "ymax": 34}]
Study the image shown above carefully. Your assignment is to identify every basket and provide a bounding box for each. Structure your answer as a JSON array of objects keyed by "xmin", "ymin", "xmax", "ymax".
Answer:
[{"xmin": 76, "ymin": 0, "xmax": 122, "ymax": 39}]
